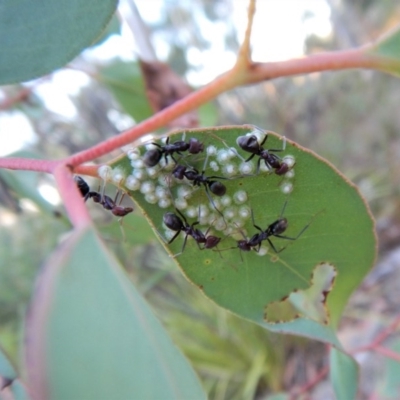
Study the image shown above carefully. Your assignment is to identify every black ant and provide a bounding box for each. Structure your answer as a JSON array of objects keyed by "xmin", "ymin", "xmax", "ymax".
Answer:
[
  {"xmin": 143, "ymin": 136, "xmax": 204, "ymax": 167},
  {"xmin": 163, "ymin": 209, "xmax": 221, "ymax": 256},
  {"xmin": 235, "ymin": 201, "xmax": 310, "ymax": 254},
  {"xmin": 75, "ymin": 176, "xmax": 134, "ymax": 218},
  {"xmin": 95, "ymin": 192, "xmax": 134, "ymax": 218},
  {"xmin": 172, "ymin": 165, "xmax": 226, "ymax": 196},
  {"xmin": 172, "ymin": 163, "xmax": 228, "ymax": 220},
  {"xmin": 236, "ymin": 130, "xmax": 289, "ymax": 175}
]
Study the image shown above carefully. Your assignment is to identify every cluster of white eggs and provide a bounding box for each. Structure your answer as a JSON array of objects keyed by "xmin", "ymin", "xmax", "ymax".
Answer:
[{"xmin": 98, "ymin": 130, "xmax": 296, "ymax": 255}]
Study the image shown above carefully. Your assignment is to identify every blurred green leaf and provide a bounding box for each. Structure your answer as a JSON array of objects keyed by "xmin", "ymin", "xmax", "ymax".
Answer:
[
  {"xmin": 0, "ymin": 344, "xmax": 16, "ymax": 382},
  {"xmin": 4, "ymin": 380, "xmax": 32, "ymax": 400},
  {"xmin": 0, "ymin": 163, "xmax": 53, "ymax": 214},
  {"xmin": 0, "ymin": 0, "xmax": 118, "ymax": 84},
  {"xmin": 91, "ymin": 14, "xmax": 120, "ymax": 47},
  {"xmin": 198, "ymin": 102, "xmax": 218, "ymax": 127},
  {"xmin": 99, "ymin": 61, "xmax": 154, "ymax": 122},
  {"xmin": 99, "ymin": 211, "xmax": 157, "ymax": 245},
  {"xmin": 330, "ymin": 348, "xmax": 358, "ymax": 400},
  {"xmin": 380, "ymin": 339, "xmax": 400, "ymax": 399},
  {"xmin": 264, "ymin": 394, "xmax": 289, "ymax": 400},
  {"xmin": 368, "ymin": 24, "xmax": 400, "ymax": 77},
  {"xmin": 0, "ymin": 345, "xmax": 31, "ymax": 400},
  {"xmin": 25, "ymin": 226, "xmax": 206, "ymax": 400}
]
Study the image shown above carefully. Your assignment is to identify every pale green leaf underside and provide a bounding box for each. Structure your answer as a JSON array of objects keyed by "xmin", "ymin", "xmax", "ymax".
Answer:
[{"xmin": 26, "ymin": 227, "xmax": 205, "ymax": 400}]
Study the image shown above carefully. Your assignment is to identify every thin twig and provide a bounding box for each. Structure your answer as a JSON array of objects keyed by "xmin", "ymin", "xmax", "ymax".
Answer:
[{"xmin": 236, "ymin": 0, "xmax": 256, "ymax": 68}]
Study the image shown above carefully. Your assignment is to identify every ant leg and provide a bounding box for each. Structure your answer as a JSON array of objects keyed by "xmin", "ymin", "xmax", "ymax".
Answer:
[
  {"xmin": 167, "ymin": 230, "xmax": 181, "ymax": 245},
  {"xmin": 250, "ymin": 209, "xmax": 263, "ymax": 233},
  {"xmin": 267, "ymin": 136, "xmax": 287, "ymax": 153},
  {"xmin": 173, "ymin": 233, "xmax": 189, "ymax": 257},
  {"xmin": 279, "ymin": 199, "xmax": 289, "ymax": 218},
  {"xmin": 245, "ymin": 153, "xmax": 256, "ymax": 163},
  {"xmin": 175, "ymin": 207, "xmax": 191, "ymax": 227},
  {"xmin": 274, "ymin": 222, "xmax": 310, "ymax": 242},
  {"xmin": 204, "ymin": 185, "xmax": 226, "ymax": 227},
  {"xmin": 255, "ymin": 157, "xmax": 262, "ymax": 175},
  {"xmin": 266, "ymin": 237, "xmax": 280, "ymax": 253}
]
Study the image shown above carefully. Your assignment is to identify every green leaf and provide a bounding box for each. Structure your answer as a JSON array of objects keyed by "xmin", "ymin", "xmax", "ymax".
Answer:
[
  {"xmin": 25, "ymin": 226, "xmax": 206, "ymax": 400},
  {"xmin": 108, "ymin": 125, "xmax": 375, "ymax": 395},
  {"xmin": 0, "ymin": 345, "xmax": 31, "ymax": 400},
  {"xmin": 99, "ymin": 61, "xmax": 154, "ymax": 122},
  {"xmin": 98, "ymin": 211, "xmax": 157, "ymax": 246},
  {"xmin": 110, "ymin": 125, "xmax": 376, "ymax": 328},
  {"xmin": 0, "ymin": 151, "xmax": 54, "ymax": 213},
  {"xmin": 330, "ymin": 347, "xmax": 358, "ymax": 400},
  {"xmin": 91, "ymin": 14, "xmax": 120, "ymax": 47},
  {"xmin": 0, "ymin": 344, "xmax": 16, "ymax": 382},
  {"xmin": 0, "ymin": 0, "xmax": 118, "ymax": 84},
  {"xmin": 367, "ymin": 24, "xmax": 400, "ymax": 77},
  {"xmin": 380, "ymin": 339, "xmax": 400, "ymax": 399}
]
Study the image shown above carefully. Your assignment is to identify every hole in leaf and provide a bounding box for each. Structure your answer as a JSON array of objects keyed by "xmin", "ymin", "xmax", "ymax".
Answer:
[{"xmin": 264, "ymin": 263, "xmax": 337, "ymax": 324}]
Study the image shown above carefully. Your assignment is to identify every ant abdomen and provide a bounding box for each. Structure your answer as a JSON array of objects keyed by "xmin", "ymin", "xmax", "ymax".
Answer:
[
  {"xmin": 143, "ymin": 148, "xmax": 162, "ymax": 167},
  {"xmin": 209, "ymin": 181, "xmax": 226, "ymax": 196},
  {"xmin": 163, "ymin": 212, "xmax": 184, "ymax": 233},
  {"xmin": 236, "ymin": 135, "xmax": 261, "ymax": 154}
]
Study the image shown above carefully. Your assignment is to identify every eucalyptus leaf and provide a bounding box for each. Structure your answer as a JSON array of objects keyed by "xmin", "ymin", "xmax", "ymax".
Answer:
[
  {"xmin": 110, "ymin": 125, "xmax": 376, "ymax": 330},
  {"xmin": 0, "ymin": 0, "xmax": 118, "ymax": 84},
  {"xmin": 25, "ymin": 226, "xmax": 206, "ymax": 400}
]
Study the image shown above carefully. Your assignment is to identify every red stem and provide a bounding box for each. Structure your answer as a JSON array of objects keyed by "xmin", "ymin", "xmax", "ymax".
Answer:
[
  {"xmin": 374, "ymin": 345, "xmax": 400, "ymax": 362},
  {"xmin": 247, "ymin": 46, "xmax": 383, "ymax": 83},
  {"xmin": 289, "ymin": 365, "xmax": 329, "ymax": 399},
  {"xmin": 0, "ymin": 158, "xmax": 58, "ymax": 173},
  {"xmin": 352, "ymin": 315, "xmax": 400, "ymax": 354},
  {"xmin": 63, "ymin": 46, "xmax": 384, "ymax": 168},
  {"xmin": 53, "ymin": 164, "xmax": 92, "ymax": 228},
  {"xmin": 64, "ymin": 70, "xmax": 237, "ymax": 167}
]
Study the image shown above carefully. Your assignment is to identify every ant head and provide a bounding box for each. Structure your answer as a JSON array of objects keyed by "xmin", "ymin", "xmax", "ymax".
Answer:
[
  {"xmin": 172, "ymin": 164, "xmax": 187, "ymax": 180},
  {"xmin": 163, "ymin": 212, "xmax": 184, "ymax": 231},
  {"xmin": 209, "ymin": 181, "xmax": 226, "ymax": 196},
  {"xmin": 143, "ymin": 148, "xmax": 162, "ymax": 167},
  {"xmin": 188, "ymin": 138, "xmax": 204, "ymax": 154},
  {"xmin": 236, "ymin": 135, "xmax": 260, "ymax": 153}
]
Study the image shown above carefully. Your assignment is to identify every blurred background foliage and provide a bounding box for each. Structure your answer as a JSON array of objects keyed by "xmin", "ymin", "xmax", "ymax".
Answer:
[{"xmin": 1, "ymin": 0, "xmax": 400, "ymax": 398}]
